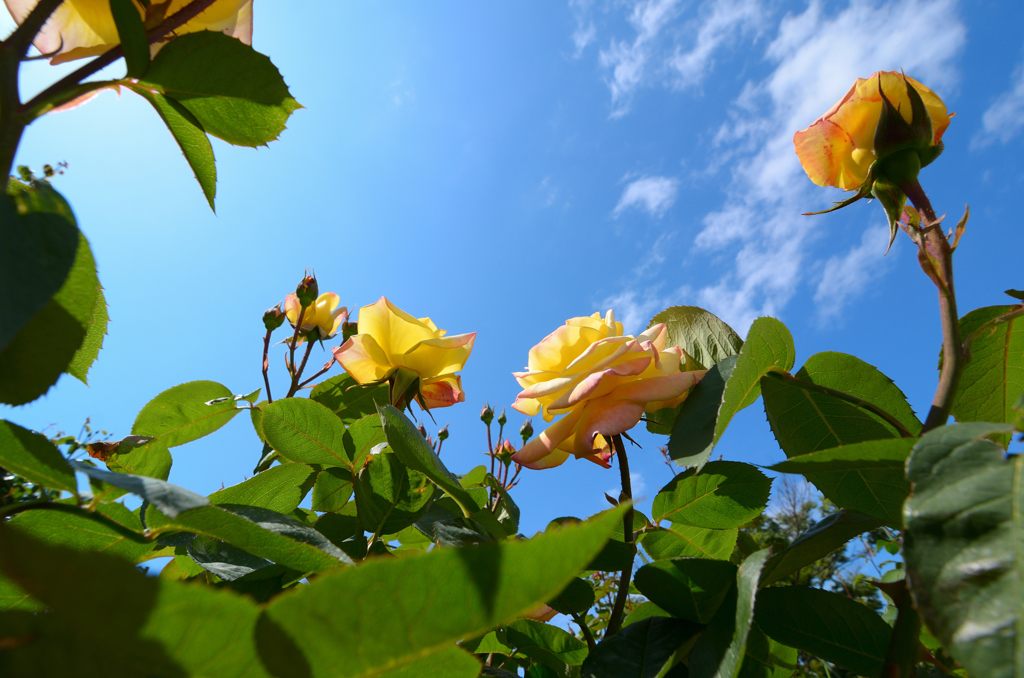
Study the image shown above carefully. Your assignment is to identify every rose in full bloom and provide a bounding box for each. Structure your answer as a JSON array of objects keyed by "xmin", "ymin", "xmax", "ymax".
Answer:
[
  {"xmin": 4, "ymin": 0, "xmax": 253, "ymax": 64},
  {"xmin": 794, "ymin": 71, "xmax": 951, "ymax": 190},
  {"xmin": 332, "ymin": 297, "xmax": 475, "ymax": 410},
  {"xmin": 284, "ymin": 292, "xmax": 347, "ymax": 342},
  {"xmin": 511, "ymin": 311, "xmax": 704, "ymax": 470}
]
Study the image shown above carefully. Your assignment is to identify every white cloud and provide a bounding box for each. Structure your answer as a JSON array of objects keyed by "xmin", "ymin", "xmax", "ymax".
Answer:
[
  {"xmin": 607, "ymin": 472, "xmax": 647, "ymax": 501},
  {"xmin": 599, "ymin": 289, "xmax": 666, "ymax": 335},
  {"xmin": 691, "ymin": 0, "xmax": 965, "ymax": 331},
  {"xmin": 669, "ymin": 0, "xmax": 765, "ymax": 90},
  {"xmin": 539, "ymin": 177, "xmax": 559, "ymax": 207},
  {"xmin": 569, "ymin": 0, "xmax": 597, "ymax": 57},
  {"xmin": 613, "ymin": 175, "xmax": 680, "ymax": 218},
  {"xmin": 814, "ymin": 223, "xmax": 895, "ymax": 323},
  {"xmin": 973, "ymin": 58, "xmax": 1024, "ymax": 148}
]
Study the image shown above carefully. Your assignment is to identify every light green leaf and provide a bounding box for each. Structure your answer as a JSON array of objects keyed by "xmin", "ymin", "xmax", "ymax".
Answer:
[
  {"xmin": 139, "ymin": 32, "xmax": 301, "ymax": 147},
  {"xmin": 312, "ymin": 467, "xmax": 354, "ymax": 513},
  {"xmin": 261, "ymin": 397, "xmax": 352, "ymax": 468},
  {"xmin": 503, "ymin": 619, "xmax": 589, "ymax": 674},
  {"xmin": 0, "ymin": 420, "xmax": 76, "ymax": 493},
  {"xmin": 623, "ymin": 602, "xmax": 671, "ymax": 628},
  {"xmin": 310, "ymin": 373, "xmax": 389, "ymax": 425},
  {"xmin": 106, "ymin": 439, "xmax": 173, "ymax": 481},
  {"xmin": 754, "ymin": 587, "xmax": 891, "ymax": 678},
  {"xmin": 258, "ymin": 507, "xmax": 626, "ymax": 678},
  {"xmin": 131, "ymin": 380, "xmax": 241, "ymax": 448},
  {"xmin": 652, "ymin": 461, "xmax": 771, "ymax": 529},
  {"xmin": 6, "ymin": 502, "xmax": 158, "ymax": 564},
  {"xmin": 210, "ymin": 462, "xmax": 315, "ymax": 514},
  {"xmin": 66, "ymin": 282, "xmax": 107, "ymax": 384},
  {"xmin": 903, "ymin": 421, "xmax": 1020, "ymax": 678},
  {"xmin": 650, "ymin": 306, "xmax": 744, "ymax": 371},
  {"xmin": 641, "ymin": 525, "xmax": 738, "ymax": 561}
]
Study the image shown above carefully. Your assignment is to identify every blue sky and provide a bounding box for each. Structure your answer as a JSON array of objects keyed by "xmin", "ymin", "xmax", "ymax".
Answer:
[{"xmin": 3, "ymin": 0, "xmax": 1023, "ymax": 534}]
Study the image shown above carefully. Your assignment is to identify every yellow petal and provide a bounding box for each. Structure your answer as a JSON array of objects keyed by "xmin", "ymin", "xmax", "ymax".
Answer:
[
  {"xmin": 400, "ymin": 332, "xmax": 476, "ymax": 380},
  {"xmin": 332, "ymin": 334, "xmax": 391, "ymax": 384},
  {"xmin": 357, "ymin": 297, "xmax": 436, "ymax": 362}
]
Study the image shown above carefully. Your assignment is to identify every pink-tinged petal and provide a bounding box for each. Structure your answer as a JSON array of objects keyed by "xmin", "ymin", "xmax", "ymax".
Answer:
[
  {"xmin": 512, "ymin": 408, "xmax": 584, "ymax": 470},
  {"xmin": 332, "ymin": 334, "xmax": 392, "ymax": 384},
  {"xmin": 610, "ymin": 370, "xmax": 705, "ymax": 404},
  {"xmin": 523, "ymin": 604, "xmax": 557, "ymax": 622},
  {"xmin": 511, "ymin": 394, "xmax": 542, "ymax": 417},
  {"xmin": 644, "ymin": 370, "xmax": 706, "ymax": 412},
  {"xmin": 551, "ymin": 356, "xmax": 652, "ymax": 411},
  {"xmin": 419, "ymin": 375, "xmax": 465, "ymax": 409},
  {"xmin": 572, "ymin": 399, "xmax": 645, "ymax": 460},
  {"xmin": 401, "ymin": 332, "xmax": 476, "ymax": 378},
  {"xmin": 284, "ymin": 293, "xmax": 302, "ymax": 325},
  {"xmin": 794, "ymin": 119, "xmax": 856, "ymax": 189},
  {"xmin": 636, "ymin": 323, "xmax": 667, "ymax": 351}
]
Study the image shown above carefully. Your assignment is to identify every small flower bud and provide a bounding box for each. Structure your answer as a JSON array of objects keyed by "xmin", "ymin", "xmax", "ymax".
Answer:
[
  {"xmin": 438, "ymin": 424, "xmax": 449, "ymax": 442},
  {"xmin": 520, "ymin": 419, "xmax": 534, "ymax": 444},
  {"xmin": 480, "ymin": 403, "xmax": 494, "ymax": 426},
  {"xmin": 497, "ymin": 408, "xmax": 507, "ymax": 427},
  {"xmin": 417, "ymin": 423, "xmax": 427, "ymax": 438},
  {"xmin": 497, "ymin": 439, "xmax": 515, "ymax": 467},
  {"xmin": 263, "ymin": 305, "xmax": 286, "ymax": 332},
  {"xmin": 295, "ymin": 274, "xmax": 319, "ymax": 308}
]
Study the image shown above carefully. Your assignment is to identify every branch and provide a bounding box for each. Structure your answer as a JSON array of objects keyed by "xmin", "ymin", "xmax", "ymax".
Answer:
[
  {"xmin": 571, "ymin": 611, "xmax": 597, "ymax": 651},
  {"xmin": 4, "ymin": 0, "xmax": 65, "ymax": 58}
]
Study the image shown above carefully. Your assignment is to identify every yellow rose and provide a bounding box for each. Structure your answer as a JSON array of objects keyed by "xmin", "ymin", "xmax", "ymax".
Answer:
[
  {"xmin": 332, "ymin": 297, "xmax": 475, "ymax": 410},
  {"xmin": 511, "ymin": 311, "xmax": 705, "ymax": 470},
  {"xmin": 793, "ymin": 71, "xmax": 952, "ymax": 190},
  {"xmin": 3, "ymin": 0, "xmax": 253, "ymax": 64},
  {"xmin": 284, "ymin": 292, "xmax": 347, "ymax": 342}
]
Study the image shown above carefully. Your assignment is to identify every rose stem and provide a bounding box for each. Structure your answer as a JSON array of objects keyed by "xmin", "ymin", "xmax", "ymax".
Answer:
[
  {"xmin": 571, "ymin": 611, "xmax": 597, "ymax": 651},
  {"xmin": 605, "ymin": 433, "xmax": 635, "ymax": 637},
  {"xmin": 261, "ymin": 329, "xmax": 274, "ymax": 404},
  {"xmin": 286, "ymin": 339, "xmax": 315, "ymax": 398}
]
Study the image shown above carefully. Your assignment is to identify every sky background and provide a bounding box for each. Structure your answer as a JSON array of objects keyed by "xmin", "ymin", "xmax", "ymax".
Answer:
[{"xmin": 3, "ymin": 0, "xmax": 1023, "ymax": 535}]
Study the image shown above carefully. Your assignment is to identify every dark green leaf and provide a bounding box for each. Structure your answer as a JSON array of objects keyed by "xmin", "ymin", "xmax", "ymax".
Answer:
[
  {"xmin": 310, "ymin": 373, "xmax": 389, "ymax": 425},
  {"xmin": 652, "ymin": 461, "xmax": 771, "ymax": 529},
  {"xmin": 953, "ymin": 306, "xmax": 1024, "ymax": 448},
  {"xmin": 0, "ymin": 420, "xmax": 76, "ymax": 493},
  {"xmin": 131, "ymin": 87, "xmax": 216, "ymax": 210},
  {"xmin": 650, "ymin": 306, "xmax": 744, "ymax": 371},
  {"xmin": 760, "ymin": 510, "xmax": 883, "ymax": 587},
  {"xmin": 484, "ymin": 473, "xmax": 521, "ymax": 535},
  {"xmin": 374, "ymin": 648, "xmax": 482, "ymax": 678},
  {"xmin": 261, "ymin": 397, "xmax": 352, "ymax": 468},
  {"xmin": 583, "ymin": 510, "xmax": 649, "ymax": 571},
  {"xmin": 754, "ymin": 587, "xmax": 891, "ymax": 677},
  {"xmin": 414, "ymin": 502, "xmax": 493, "ymax": 547},
  {"xmin": 258, "ymin": 507, "xmax": 627, "ymax": 678},
  {"xmin": 108, "ymin": 0, "xmax": 149, "ymax": 77},
  {"xmin": 312, "ymin": 467, "xmax": 354, "ymax": 512},
  {"xmin": 210, "ymin": 462, "xmax": 315, "ymax": 514},
  {"xmin": 353, "ymin": 449, "xmax": 435, "ymax": 537},
  {"xmin": 0, "ymin": 522, "xmax": 268, "ymax": 677},
  {"xmin": 548, "ymin": 577, "xmax": 596, "ymax": 615},
  {"xmin": 70, "ymin": 460, "xmax": 209, "ymax": 518},
  {"xmin": 132, "ymin": 380, "xmax": 242, "ymax": 448},
  {"xmin": 738, "ymin": 624, "xmax": 798, "ymax": 678},
  {"xmin": 666, "ymin": 355, "xmax": 737, "ymax": 462},
  {"xmin": 186, "ymin": 533, "xmax": 274, "ymax": 582},
  {"xmin": 140, "ymin": 32, "xmax": 301, "ymax": 147},
  {"xmin": 634, "ymin": 558, "xmax": 737, "ymax": 624},
  {"xmin": 903, "ymin": 422, "xmax": 1020, "ymax": 678},
  {"xmin": 503, "ymin": 619, "xmax": 588, "ymax": 674},
  {"xmin": 641, "ymin": 525, "xmax": 738, "ymax": 561}
]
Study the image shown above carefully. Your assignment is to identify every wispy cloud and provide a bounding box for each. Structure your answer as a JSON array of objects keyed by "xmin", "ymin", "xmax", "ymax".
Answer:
[
  {"xmin": 613, "ymin": 175, "xmax": 680, "ymax": 218},
  {"xmin": 972, "ymin": 57, "xmax": 1024, "ymax": 148},
  {"xmin": 669, "ymin": 0, "xmax": 765, "ymax": 90},
  {"xmin": 814, "ymin": 223, "xmax": 895, "ymax": 324},
  {"xmin": 692, "ymin": 0, "xmax": 964, "ymax": 331},
  {"xmin": 599, "ymin": 289, "xmax": 667, "ymax": 335}
]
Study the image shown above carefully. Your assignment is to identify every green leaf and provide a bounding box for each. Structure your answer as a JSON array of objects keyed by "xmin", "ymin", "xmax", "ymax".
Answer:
[
  {"xmin": 312, "ymin": 467, "xmax": 354, "ymax": 512},
  {"xmin": 548, "ymin": 577, "xmax": 596, "ymax": 615},
  {"xmin": 666, "ymin": 355, "xmax": 737, "ymax": 463},
  {"xmin": 754, "ymin": 587, "xmax": 891, "ymax": 677},
  {"xmin": 903, "ymin": 421, "xmax": 1020, "ymax": 678},
  {"xmin": 634, "ymin": 558, "xmax": 737, "ymax": 624},
  {"xmin": 66, "ymin": 282, "xmax": 107, "ymax": 384},
  {"xmin": 760, "ymin": 510, "xmax": 883, "ymax": 587},
  {"xmin": 106, "ymin": 438, "xmax": 173, "ymax": 480},
  {"xmin": 738, "ymin": 624, "xmax": 798, "ymax": 678},
  {"xmin": 652, "ymin": 461, "xmax": 771, "ymax": 529},
  {"xmin": 0, "ymin": 574, "xmax": 41, "ymax": 612},
  {"xmin": 953, "ymin": 305, "xmax": 1024, "ymax": 448},
  {"xmin": 139, "ymin": 32, "xmax": 301, "ymax": 147},
  {"xmin": 0, "ymin": 190, "xmax": 77, "ymax": 353},
  {"xmin": 0, "ymin": 522, "xmax": 269, "ymax": 677},
  {"xmin": 413, "ymin": 502, "xmax": 493, "ymax": 547},
  {"xmin": 372, "ymin": 648, "xmax": 482, "ymax": 678},
  {"xmin": 108, "ymin": 0, "xmax": 149, "ymax": 77},
  {"xmin": 650, "ymin": 305, "xmax": 744, "ymax": 371},
  {"xmin": 582, "ymin": 510, "xmax": 649, "ymax": 571},
  {"xmin": 379, "ymin": 404, "xmax": 481, "ymax": 515},
  {"xmin": 131, "ymin": 380, "xmax": 242, "ymax": 448},
  {"xmin": 796, "ymin": 352, "xmax": 922, "ymax": 435},
  {"xmin": 0, "ymin": 420, "xmax": 76, "ymax": 493},
  {"xmin": 261, "ymin": 397, "xmax": 353, "ymax": 468},
  {"xmin": 353, "ymin": 449, "xmax": 435, "ymax": 536},
  {"xmin": 690, "ymin": 548, "xmax": 771, "ymax": 678},
  {"xmin": 623, "ymin": 601, "xmax": 672, "ymax": 628},
  {"xmin": 311, "ymin": 373, "xmax": 389, "ymax": 425},
  {"xmin": 7, "ymin": 502, "xmax": 158, "ymax": 564},
  {"xmin": 670, "ymin": 317, "xmax": 795, "ymax": 470},
  {"xmin": 503, "ymin": 619, "xmax": 589, "ymax": 674},
  {"xmin": 484, "ymin": 473, "xmax": 521, "ymax": 535},
  {"xmin": 131, "ymin": 87, "xmax": 216, "ymax": 210},
  {"xmin": 186, "ymin": 534, "xmax": 272, "ymax": 581},
  {"xmin": 209, "ymin": 462, "xmax": 315, "ymax": 514},
  {"xmin": 70, "ymin": 460, "xmax": 209, "ymax": 518},
  {"xmin": 0, "ymin": 230, "xmax": 99, "ymax": 406},
  {"xmin": 641, "ymin": 525, "xmax": 738, "ymax": 561},
  {"xmin": 258, "ymin": 507, "xmax": 627, "ymax": 678}
]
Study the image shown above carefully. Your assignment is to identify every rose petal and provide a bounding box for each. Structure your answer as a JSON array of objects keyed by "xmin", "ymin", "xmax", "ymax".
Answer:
[
  {"xmin": 420, "ymin": 375, "xmax": 465, "ymax": 409},
  {"xmin": 332, "ymin": 334, "xmax": 391, "ymax": 384},
  {"xmin": 512, "ymin": 408, "xmax": 583, "ymax": 470}
]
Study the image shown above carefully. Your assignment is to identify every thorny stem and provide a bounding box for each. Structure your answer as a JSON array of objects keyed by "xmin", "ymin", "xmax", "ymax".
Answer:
[
  {"xmin": 4, "ymin": 0, "xmax": 65, "ymax": 58},
  {"xmin": 571, "ymin": 611, "xmax": 597, "ymax": 651},
  {"xmin": 298, "ymin": 359, "xmax": 335, "ymax": 389},
  {"xmin": 286, "ymin": 339, "xmax": 315, "ymax": 398},
  {"xmin": 287, "ymin": 307, "xmax": 306, "ymax": 376},
  {"xmin": 605, "ymin": 434, "xmax": 634, "ymax": 637},
  {"xmin": 262, "ymin": 330, "xmax": 274, "ymax": 404}
]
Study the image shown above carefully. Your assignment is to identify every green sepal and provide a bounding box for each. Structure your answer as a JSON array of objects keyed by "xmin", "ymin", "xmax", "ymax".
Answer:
[
  {"xmin": 871, "ymin": 175, "xmax": 907, "ymax": 255},
  {"xmin": 802, "ymin": 166, "xmax": 874, "ymax": 216},
  {"xmin": 874, "ymin": 73, "xmax": 932, "ymax": 160},
  {"xmin": 919, "ymin": 139, "xmax": 944, "ymax": 169},
  {"xmin": 389, "ymin": 367, "xmax": 420, "ymax": 411}
]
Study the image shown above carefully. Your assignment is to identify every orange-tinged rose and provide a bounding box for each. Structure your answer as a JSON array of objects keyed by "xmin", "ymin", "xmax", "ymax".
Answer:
[
  {"xmin": 332, "ymin": 297, "xmax": 475, "ymax": 410},
  {"xmin": 4, "ymin": 0, "xmax": 253, "ymax": 64},
  {"xmin": 794, "ymin": 71, "xmax": 952, "ymax": 190},
  {"xmin": 284, "ymin": 292, "xmax": 346, "ymax": 342},
  {"xmin": 511, "ymin": 311, "xmax": 704, "ymax": 470}
]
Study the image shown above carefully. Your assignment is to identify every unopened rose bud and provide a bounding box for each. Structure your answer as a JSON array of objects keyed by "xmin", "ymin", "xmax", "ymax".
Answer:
[
  {"xmin": 295, "ymin": 275, "xmax": 319, "ymax": 308},
  {"xmin": 520, "ymin": 419, "xmax": 534, "ymax": 444},
  {"xmin": 417, "ymin": 423, "xmax": 427, "ymax": 438},
  {"xmin": 480, "ymin": 404, "xmax": 494, "ymax": 426},
  {"xmin": 438, "ymin": 424, "xmax": 449, "ymax": 442},
  {"xmin": 497, "ymin": 408, "xmax": 507, "ymax": 427},
  {"xmin": 263, "ymin": 305, "xmax": 286, "ymax": 332},
  {"xmin": 497, "ymin": 439, "xmax": 515, "ymax": 467}
]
